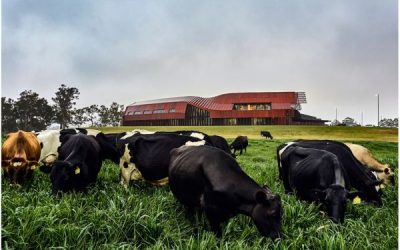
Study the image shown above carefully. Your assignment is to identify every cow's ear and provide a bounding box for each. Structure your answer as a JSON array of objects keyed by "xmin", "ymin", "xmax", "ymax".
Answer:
[{"xmin": 255, "ymin": 191, "xmax": 268, "ymax": 204}]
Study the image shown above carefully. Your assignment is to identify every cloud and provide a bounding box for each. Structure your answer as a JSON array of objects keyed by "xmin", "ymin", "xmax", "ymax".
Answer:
[{"xmin": 2, "ymin": 0, "xmax": 397, "ymax": 124}]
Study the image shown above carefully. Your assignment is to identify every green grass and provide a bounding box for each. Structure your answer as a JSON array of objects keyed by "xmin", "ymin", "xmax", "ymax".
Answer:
[
  {"xmin": 2, "ymin": 127, "xmax": 398, "ymax": 249},
  {"xmin": 98, "ymin": 125, "xmax": 398, "ymax": 142}
]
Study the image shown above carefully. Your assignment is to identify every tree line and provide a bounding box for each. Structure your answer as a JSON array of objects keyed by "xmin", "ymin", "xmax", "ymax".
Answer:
[{"xmin": 2, "ymin": 84, "xmax": 125, "ymax": 133}]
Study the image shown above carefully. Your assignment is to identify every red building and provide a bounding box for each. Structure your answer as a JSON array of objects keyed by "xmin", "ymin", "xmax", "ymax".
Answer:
[{"xmin": 122, "ymin": 92, "xmax": 327, "ymax": 126}]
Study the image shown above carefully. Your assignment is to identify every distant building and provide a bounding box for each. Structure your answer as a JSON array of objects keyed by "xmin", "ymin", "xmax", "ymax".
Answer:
[{"xmin": 122, "ymin": 92, "xmax": 327, "ymax": 126}]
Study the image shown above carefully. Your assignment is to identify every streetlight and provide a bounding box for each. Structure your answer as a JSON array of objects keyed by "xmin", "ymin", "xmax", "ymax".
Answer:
[{"xmin": 376, "ymin": 94, "xmax": 380, "ymax": 127}]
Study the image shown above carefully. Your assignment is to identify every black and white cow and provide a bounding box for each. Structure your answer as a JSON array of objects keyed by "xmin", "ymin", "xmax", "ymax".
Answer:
[
  {"xmin": 117, "ymin": 133, "xmax": 207, "ymax": 189},
  {"xmin": 278, "ymin": 144, "xmax": 362, "ymax": 223},
  {"xmin": 260, "ymin": 131, "xmax": 273, "ymax": 139},
  {"xmin": 278, "ymin": 140, "xmax": 383, "ymax": 206},
  {"xmin": 169, "ymin": 145, "xmax": 283, "ymax": 238},
  {"xmin": 50, "ymin": 133, "xmax": 102, "ymax": 195},
  {"xmin": 37, "ymin": 128, "xmax": 119, "ymax": 173},
  {"xmin": 230, "ymin": 136, "xmax": 249, "ymax": 155}
]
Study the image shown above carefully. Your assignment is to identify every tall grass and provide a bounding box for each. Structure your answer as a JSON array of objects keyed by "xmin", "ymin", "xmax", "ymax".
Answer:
[{"xmin": 2, "ymin": 137, "xmax": 398, "ymax": 249}]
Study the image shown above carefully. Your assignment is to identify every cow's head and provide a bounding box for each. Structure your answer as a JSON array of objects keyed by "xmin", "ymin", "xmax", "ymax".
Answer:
[
  {"xmin": 2, "ymin": 130, "xmax": 40, "ymax": 185},
  {"xmin": 376, "ymin": 166, "xmax": 395, "ymax": 185},
  {"xmin": 2, "ymin": 158, "xmax": 37, "ymax": 186},
  {"xmin": 313, "ymin": 184, "xmax": 364, "ymax": 223},
  {"xmin": 251, "ymin": 189, "xmax": 283, "ymax": 239},
  {"xmin": 50, "ymin": 160, "xmax": 81, "ymax": 195}
]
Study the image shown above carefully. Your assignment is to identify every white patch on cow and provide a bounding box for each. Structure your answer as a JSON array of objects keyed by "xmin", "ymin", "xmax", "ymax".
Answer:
[
  {"xmin": 86, "ymin": 129, "xmax": 101, "ymax": 136},
  {"xmin": 12, "ymin": 162, "xmax": 22, "ymax": 167},
  {"xmin": 121, "ymin": 132, "xmax": 135, "ymax": 139},
  {"xmin": 371, "ymin": 171, "xmax": 381, "ymax": 192},
  {"xmin": 132, "ymin": 129, "xmax": 155, "ymax": 135},
  {"xmin": 185, "ymin": 140, "xmax": 206, "ymax": 146},
  {"xmin": 189, "ymin": 132, "xmax": 205, "ymax": 140},
  {"xmin": 37, "ymin": 130, "xmax": 62, "ymax": 163},
  {"xmin": 119, "ymin": 144, "xmax": 144, "ymax": 189},
  {"xmin": 278, "ymin": 142, "xmax": 295, "ymax": 168}
]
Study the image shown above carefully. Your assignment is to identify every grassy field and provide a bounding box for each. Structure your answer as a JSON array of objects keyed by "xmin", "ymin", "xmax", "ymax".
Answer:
[
  {"xmin": 99, "ymin": 125, "xmax": 398, "ymax": 142},
  {"xmin": 2, "ymin": 126, "xmax": 398, "ymax": 249}
]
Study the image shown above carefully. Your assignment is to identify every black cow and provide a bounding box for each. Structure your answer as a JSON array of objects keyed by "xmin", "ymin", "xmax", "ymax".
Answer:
[
  {"xmin": 279, "ymin": 140, "xmax": 383, "ymax": 206},
  {"xmin": 169, "ymin": 145, "xmax": 283, "ymax": 238},
  {"xmin": 117, "ymin": 133, "xmax": 206, "ymax": 188},
  {"xmin": 103, "ymin": 132, "xmax": 127, "ymax": 147},
  {"xmin": 278, "ymin": 144, "xmax": 361, "ymax": 223},
  {"xmin": 260, "ymin": 131, "xmax": 273, "ymax": 139},
  {"xmin": 50, "ymin": 134, "xmax": 102, "ymax": 195},
  {"xmin": 230, "ymin": 136, "xmax": 248, "ymax": 155},
  {"xmin": 209, "ymin": 135, "xmax": 235, "ymax": 158}
]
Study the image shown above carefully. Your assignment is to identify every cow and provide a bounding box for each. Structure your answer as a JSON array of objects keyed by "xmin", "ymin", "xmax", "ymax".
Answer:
[
  {"xmin": 50, "ymin": 133, "xmax": 102, "ymax": 195},
  {"xmin": 278, "ymin": 144, "xmax": 362, "ymax": 223},
  {"xmin": 209, "ymin": 135, "xmax": 235, "ymax": 158},
  {"xmin": 345, "ymin": 143, "xmax": 395, "ymax": 185},
  {"xmin": 37, "ymin": 128, "xmax": 119, "ymax": 173},
  {"xmin": 279, "ymin": 140, "xmax": 383, "ymax": 206},
  {"xmin": 260, "ymin": 131, "xmax": 273, "ymax": 140},
  {"xmin": 103, "ymin": 132, "xmax": 127, "ymax": 147},
  {"xmin": 169, "ymin": 145, "xmax": 283, "ymax": 238},
  {"xmin": 2, "ymin": 130, "xmax": 41, "ymax": 186},
  {"xmin": 117, "ymin": 133, "xmax": 206, "ymax": 189},
  {"xmin": 230, "ymin": 136, "xmax": 248, "ymax": 155}
]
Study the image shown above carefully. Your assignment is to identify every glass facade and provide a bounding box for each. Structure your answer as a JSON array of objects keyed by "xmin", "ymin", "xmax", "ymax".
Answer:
[{"xmin": 233, "ymin": 103, "xmax": 271, "ymax": 111}]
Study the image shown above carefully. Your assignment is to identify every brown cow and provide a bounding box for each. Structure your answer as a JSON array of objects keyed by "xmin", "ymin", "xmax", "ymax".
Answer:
[
  {"xmin": 345, "ymin": 143, "xmax": 394, "ymax": 185},
  {"xmin": 2, "ymin": 130, "xmax": 41, "ymax": 186}
]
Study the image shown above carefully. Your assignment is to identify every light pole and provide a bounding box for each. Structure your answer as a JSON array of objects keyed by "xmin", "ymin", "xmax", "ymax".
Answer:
[{"xmin": 376, "ymin": 94, "xmax": 380, "ymax": 127}]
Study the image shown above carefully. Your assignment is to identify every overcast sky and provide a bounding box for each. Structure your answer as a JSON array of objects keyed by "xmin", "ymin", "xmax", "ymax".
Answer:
[{"xmin": 2, "ymin": 0, "xmax": 398, "ymax": 125}]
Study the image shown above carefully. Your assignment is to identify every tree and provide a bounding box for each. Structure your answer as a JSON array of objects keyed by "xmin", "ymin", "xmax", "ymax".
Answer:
[
  {"xmin": 13, "ymin": 90, "xmax": 53, "ymax": 131},
  {"xmin": 52, "ymin": 84, "xmax": 80, "ymax": 129},
  {"xmin": 108, "ymin": 102, "xmax": 124, "ymax": 126},
  {"xmin": 98, "ymin": 105, "xmax": 110, "ymax": 127},
  {"xmin": 2, "ymin": 97, "xmax": 17, "ymax": 133},
  {"xmin": 83, "ymin": 104, "xmax": 99, "ymax": 127},
  {"xmin": 72, "ymin": 108, "xmax": 87, "ymax": 127}
]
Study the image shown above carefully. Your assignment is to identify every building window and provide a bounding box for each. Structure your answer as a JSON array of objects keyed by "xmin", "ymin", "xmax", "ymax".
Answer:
[
  {"xmin": 233, "ymin": 103, "xmax": 271, "ymax": 111},
  {"xmin": 134, "ymin": 111, "xmax": 142, "ymax": 115},
  {"xmin": 169, "ymin": 108, "xmax": 176, "ymax": 113},
  {"xmin": 153, "ymin": 109, "xmax": 166, "ymax": 114},
  {"xmin": 143, "ymin": 110, "xmax": 152, "ymax": 114}
]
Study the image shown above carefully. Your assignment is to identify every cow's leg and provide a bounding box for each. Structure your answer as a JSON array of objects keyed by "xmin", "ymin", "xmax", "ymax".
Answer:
[
  {"xmin": 205, "ymin": 208, "xmax": 223, "ymax": 237},
  {"xmin": 239, "ymin": 148, "xmax": 243, "ymax": 155}
]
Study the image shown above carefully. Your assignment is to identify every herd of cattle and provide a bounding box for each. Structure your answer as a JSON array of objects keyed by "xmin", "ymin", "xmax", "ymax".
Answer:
[{"xmin": 1, "ymin": 128, "xmax": 395, "ymax": 239}]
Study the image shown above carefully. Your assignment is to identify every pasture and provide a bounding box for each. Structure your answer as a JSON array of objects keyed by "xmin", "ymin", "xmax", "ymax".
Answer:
[{"xmin": 2, "ymin": 126, "xmax": 398, "ymax": 249}]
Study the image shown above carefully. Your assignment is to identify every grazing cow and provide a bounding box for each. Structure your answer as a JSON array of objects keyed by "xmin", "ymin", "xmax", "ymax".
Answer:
[
  {"xmin": 260, "ymin": 131, "xmax": 273, "ymax": 139},
  {"xmin": 169, "ymin": 145, "xmax": 283, "ymax": 238},
  {"xmin": 345, "ymin": 143, "xmax": 394, "ymax": 185},
  {"xmin": 37, "ymin": 128, "xmax": 119, "ymax": 173},
  {"xmin": 117, "ymin": 133, "xmax": 206, "ymax": 188},
  {"xmin": 278, "ymin": 145, "xmax": 361, "ymax": 223},
  {"xmin": 2, "ymin": 131, "xmax": 41, "ymax": 185},
  {"xmin": 280, "ymin": 140, "xmax": 383, "ymax": 206},
  {"xmin": 50, "ymin": 133, "xmax": 102, "ymax": 194},
  {"xmin": 230, "ymin": 136, "xmax": 248, "ymax": 155},
  {"xmin": 209, "ymin": 135, "xmax": 235, "ymax": 158},
  {"xmin": 103, "ymin": 132, "xmax": 127, "ymax": 147}
]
